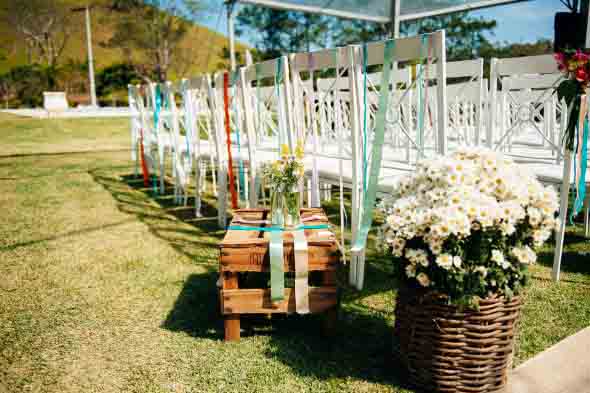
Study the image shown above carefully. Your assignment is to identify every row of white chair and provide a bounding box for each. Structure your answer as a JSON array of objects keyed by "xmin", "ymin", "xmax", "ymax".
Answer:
[{"xmin": 128, "ymin": 35, "xmax": 588, "ymax": 285}]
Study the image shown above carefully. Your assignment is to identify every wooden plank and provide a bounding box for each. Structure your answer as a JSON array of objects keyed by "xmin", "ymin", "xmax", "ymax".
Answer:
[
  {"xmin": 222, "ymin": 209, "xmax": 266, "ymax": 244},
  {"xmin": 222, "ymin": 272, "xmax": 240, "ymax": 341},
  {"xmin": 221, "ymin": 287, "xmax": 337, "ymax": 314},
  {"xmin": 220, "ymin": 247, "xmax": 339, "ymax": 272},
  {"xmin": 220, "ymin": 207, "xmax": 335, "ymax": 247}
]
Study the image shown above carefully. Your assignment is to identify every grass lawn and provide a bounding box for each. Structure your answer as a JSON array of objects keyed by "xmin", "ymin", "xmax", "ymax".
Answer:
[{"xmin": 1, "ymin": 112, "xmax": 589, "ymax": 392}]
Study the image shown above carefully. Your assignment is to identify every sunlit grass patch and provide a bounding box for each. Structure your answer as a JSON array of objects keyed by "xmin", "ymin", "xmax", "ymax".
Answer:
[{"xmin": 1, "ymin": 116, "xmax": 589, "ymax": 392}]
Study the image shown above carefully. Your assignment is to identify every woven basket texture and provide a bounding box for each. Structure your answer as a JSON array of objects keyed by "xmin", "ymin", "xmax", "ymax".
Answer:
[{"xmin": 394, "ymin": 289, "xmax": 521, "ymax": 393}]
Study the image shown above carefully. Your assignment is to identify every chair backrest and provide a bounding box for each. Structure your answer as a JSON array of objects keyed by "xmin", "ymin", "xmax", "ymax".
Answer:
[
  {"xmin": 487, "ymin": 54, "xmax": 562, "ymax": 160},
  {"xmin": 128, "ymin": 84, "xmax": 142, "ymax": 162},
  {"xmin": 290, "ymin": 46, "xmax": 356, "ymax": 208},
  {"xmin": 184, "ymin": 75, "xmax": 219, "ymax": 163},
  {"xmin": 357, "ymin": 31, "xmax": 447, "ymax": 171},
  {"xmin": 348, "ymin": 30, "xmax": 447, "ymax": 290},
  {"xmin": 434, "ymin": 58, "xmax": 485, "ymax": 147},
  {"xmin": 240, "ymin": 56, "xmax": 293, "ymax": 207}
]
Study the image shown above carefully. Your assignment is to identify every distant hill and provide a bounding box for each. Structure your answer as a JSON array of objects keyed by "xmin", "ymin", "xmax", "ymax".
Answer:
[{"xmin": 0, "ymin": 0, "xmax": 248, "ymax": 77}]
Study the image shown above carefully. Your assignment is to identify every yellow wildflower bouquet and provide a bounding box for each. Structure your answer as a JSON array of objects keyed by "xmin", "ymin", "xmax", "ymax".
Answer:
[{"xmin": 264, "ymin": 141, "xmax": 305, "ymax": 191}]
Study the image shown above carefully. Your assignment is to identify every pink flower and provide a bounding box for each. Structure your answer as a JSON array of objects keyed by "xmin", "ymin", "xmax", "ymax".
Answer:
[
  {"xmin": 554, "ymin": 52, "xmax": 565, "ymax": 64},
  {"xmin": 574, "ymin": 50, "xmax": 589, "ymax": 63},
  {"xmin": 575, "ymin": 67, "xmax": 588, "ymax": 83}
]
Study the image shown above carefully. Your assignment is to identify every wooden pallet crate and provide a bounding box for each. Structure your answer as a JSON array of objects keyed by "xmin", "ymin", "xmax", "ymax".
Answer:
[{"xmin": 218, "ymin": 208, "xmax": 341, "ymax": 341}]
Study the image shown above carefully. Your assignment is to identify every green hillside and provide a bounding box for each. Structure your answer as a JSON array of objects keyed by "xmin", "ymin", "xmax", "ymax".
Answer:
[{"xmin": 0, "ymin": 0, "xmax": 248, "ymax": 76}]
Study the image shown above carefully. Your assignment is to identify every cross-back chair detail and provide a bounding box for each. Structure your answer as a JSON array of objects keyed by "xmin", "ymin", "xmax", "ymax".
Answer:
[
  {"xmin": 488, "ymin": 54, "xmax": 563, "ymax": 162},
  {"xmin": 240, "ymin": 56, "xmax": 294, "ymax": 209}
]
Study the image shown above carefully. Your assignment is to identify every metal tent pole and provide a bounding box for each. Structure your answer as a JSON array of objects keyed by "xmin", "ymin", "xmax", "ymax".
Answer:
[
  {"xmin": 390, "ymin": 0, "xmax": 400, "ymax": 38},
  {"xmin": 227, "ymin": 0, "xmax": 237, "ymax": 71},
  {"xmin": 85, "ymin": 5, "xmax": 98, "ymax": 107}
]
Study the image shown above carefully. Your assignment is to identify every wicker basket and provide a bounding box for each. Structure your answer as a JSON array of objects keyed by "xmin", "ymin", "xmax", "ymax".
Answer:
[{"xmin": 394, "ymin": 289, "xmax": 522, "ymax": 393}]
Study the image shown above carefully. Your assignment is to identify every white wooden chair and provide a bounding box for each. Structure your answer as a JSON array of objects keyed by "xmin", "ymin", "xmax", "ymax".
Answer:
[
  {"xmin": 182, "ymin": 75, "xmax": 220, "ymax": 216},
  {"xmin": 162, "ymin": 81, "xmax": 195, "ymax": 206},
  {"xmin": 487, "ymin": 55, "xmax": 562, "ymax": 158},
  {"xmin": 128, "ymin": 84, "xmax": 142, "ymax": 178},
  {"xmin": 240, "ymin": 56, "xmax": 294, "ymax": 210},
  {"xmin": 488, "ymin": 54, "xmax": 588, "ymax": 280},
  {"xmin": 289, "ymin": 46, "xmax": 357, "ymax": 263},
  {"xmin": 349, "ymin": 31, "xmax": 447, "ymax": 289},
  {"xmin": 133, "ymin": 83, "xmax": 161, "ymax": 190},
  {"xmin": 145, "ymin": 82, "xmax": 174, "ymax": 194}
]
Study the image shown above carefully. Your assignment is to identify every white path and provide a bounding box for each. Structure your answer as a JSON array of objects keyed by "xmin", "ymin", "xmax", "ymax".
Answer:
[
  {"xmin": 504, "ymin": 327, "xmax": 590, "ymax": 393},
  {"xmin": 1, "ymin": 107, "xmax": 131, "ymax": 119}
]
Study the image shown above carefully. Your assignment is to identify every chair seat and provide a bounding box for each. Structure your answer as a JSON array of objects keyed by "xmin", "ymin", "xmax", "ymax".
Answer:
[{"xmin": 521, "ymin": 162, "xmax": 590, "ymax": 185}]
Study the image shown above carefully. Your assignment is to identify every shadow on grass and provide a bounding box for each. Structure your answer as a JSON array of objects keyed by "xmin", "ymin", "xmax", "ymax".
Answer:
[
  {"xmin": 91, "ymin": 170, "xmax": 225, "ymax": 261},
  {"xmin": 537, "ymin": 230, "xmax": 590, "ymax": 276},
  {"xmin": 161, "ymin": 273, "xmax": 223, "ymax": 339},
  {"xmin": 92, "ymin": 170, "xmax": 409, "ymax": 388},
  {"xmin": 90, "ymin": 169, "xmax": 227, "ymax": 339}
]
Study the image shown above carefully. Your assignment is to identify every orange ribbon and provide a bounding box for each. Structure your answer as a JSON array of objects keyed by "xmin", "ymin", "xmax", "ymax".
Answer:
[{"xmin": 223, "ymin": 72, "xmax": 238, "ymax": 209}]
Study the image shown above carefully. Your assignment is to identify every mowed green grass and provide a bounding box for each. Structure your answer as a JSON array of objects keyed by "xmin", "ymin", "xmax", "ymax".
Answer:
[{"xmin": 0, "ymin": 112, "xmax": 589, "ymax": 392}]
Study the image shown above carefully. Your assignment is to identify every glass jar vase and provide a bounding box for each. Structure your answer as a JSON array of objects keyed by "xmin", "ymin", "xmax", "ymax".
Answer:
[{"xmin": 270, "ymin": 185, "xmax": 301, "ymax": 229}]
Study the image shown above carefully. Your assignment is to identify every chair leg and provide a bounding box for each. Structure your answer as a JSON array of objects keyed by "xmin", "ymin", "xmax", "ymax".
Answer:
[
  {"xmin": 195, "ymin": 159, "xmax": 202, "ymax": 218},
  {"xmin": 552, "ymin": 154, "xmax": 573, "ymax": 281},
  {"xmin": 159, "ymin": 149, "xmax": 165, "ymax": 194},
  {"xmin": 307, "ymin": 179, "xmax": 312, "ymax": 208},
  {"xmin": 133, "ymin": 145, "xmax": 139, "ymax": 178}
]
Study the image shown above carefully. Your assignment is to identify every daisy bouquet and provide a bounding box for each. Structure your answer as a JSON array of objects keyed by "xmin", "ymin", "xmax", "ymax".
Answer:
[
  {"xmin": 380, "ymin": 149, "xmax": 559, "ymax": 307},
  {"xmin": 264, "ymin": 141, "xmax": 305, "ymax": 228},
  {"xmin": 263, "ymin": 141, "xmax": 305, "ymax": 191}
]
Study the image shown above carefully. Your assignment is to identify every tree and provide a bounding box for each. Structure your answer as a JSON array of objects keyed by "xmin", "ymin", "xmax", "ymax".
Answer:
[
  {"xmin": 1, "ymin": 0, "xmax": 75, "ymax": 67},
  {"xmin": 96, "ymin": 63, "xmax": 141, "ymax": 97},
  {"xmin": 105, "ymin": 0, "xmax": 204, "ymax": 82},
  {"xmin": 0, "ymin": 65, "xmax": 55, "ymax": 107},
  {"xmin": 236, "ymin": 7, "xmax": 331, "ymax": 59},
  {"xmin": 402, "ymin": 13, "xmax": 497, "ymax": 61},
  {"xmin": 329, "ymin": 20, "xmax": 389, "ymax": 46},
  {"xmin": 238, "ymin": 7, "xmax": 496, "ymax": 62},
  {"xmin": 332, "ymin": 13, "xmax": 497, "ymax": 61},
  {"xmin": 479, "ymin": 39, "xmax": 553, "ymax": 59}
]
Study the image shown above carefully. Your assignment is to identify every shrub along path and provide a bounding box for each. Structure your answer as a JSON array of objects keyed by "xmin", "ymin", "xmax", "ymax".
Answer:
[{"xmin": 0, "ymin": 113, "xmax": 589, "ymax": 392}]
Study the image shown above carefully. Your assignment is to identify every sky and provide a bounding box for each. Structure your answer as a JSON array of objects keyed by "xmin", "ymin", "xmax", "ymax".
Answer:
[
  {"xmin": 200, "ymin": 0, "xmax": 569, "ymax": 46},
  {"xmin": 471, "ymin": 0, "xmax": 567, "ymax": 43}
]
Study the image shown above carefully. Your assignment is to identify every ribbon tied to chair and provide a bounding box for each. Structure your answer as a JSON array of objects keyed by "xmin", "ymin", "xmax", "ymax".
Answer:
[{"xmin": 571, "ymin": 94, "xmax": 589, "ymax": 222}]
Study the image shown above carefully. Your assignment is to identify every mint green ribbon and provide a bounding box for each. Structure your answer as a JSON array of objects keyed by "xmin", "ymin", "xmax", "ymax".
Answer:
[
  {"xmin": 275, "ymin": 57, "xmax": 284, "ymax": 150},
  {"xmin": 571, "ymin": 116, "xmax": 588, "ymax": 222},
  {"xmin": 255, "ymin": 64, "xmax": 263, "ymax": 200},
  {"xmin": 269, "ymin": 230, "xmax": 284, "ymax": 301},
  {"xmin": 362, "ymin": 43, "xmax": 368, "ymax": 193},
  {"xmin": 353, "ymin": 40, "xmax": 395, "ymax": 251}
]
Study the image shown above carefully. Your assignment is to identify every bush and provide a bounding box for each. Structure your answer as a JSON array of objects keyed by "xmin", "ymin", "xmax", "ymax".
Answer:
[
  {"xmin": 0, "ymin": 64, "xmax": 57, "ymax": 107},
  {"xmin": 96, "ymin": 63, "xmax": 141, "ymax": 98}
]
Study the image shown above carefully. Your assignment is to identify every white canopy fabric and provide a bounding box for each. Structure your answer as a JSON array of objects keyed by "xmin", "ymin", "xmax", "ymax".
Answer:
[{"xmin": 238, "ymin": 0, "xmax": 527, "ymax": 23}]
